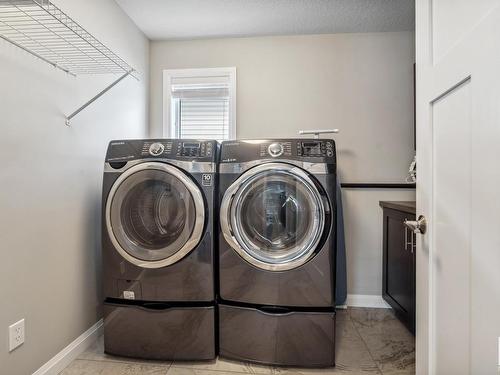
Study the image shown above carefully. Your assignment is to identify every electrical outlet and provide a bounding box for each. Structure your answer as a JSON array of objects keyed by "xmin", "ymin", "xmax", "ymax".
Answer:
[{"xmin": 8, "ymin": 319, "xmax": 25, "ymax": 352}]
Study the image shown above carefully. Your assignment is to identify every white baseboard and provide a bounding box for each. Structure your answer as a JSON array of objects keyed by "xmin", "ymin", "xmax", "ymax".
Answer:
[
  {"xmin": 33, "ymin": 319, "xmax": 103, "ymax": 375},
  {"xmin": 346, "ymin": 294, "xmax": 391, "ymax": 308}
]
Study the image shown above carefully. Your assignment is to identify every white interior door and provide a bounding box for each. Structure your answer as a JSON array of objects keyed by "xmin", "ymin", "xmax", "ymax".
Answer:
[{"xmin": 416, "ymin": 1, "xmax": 500, "ymax": 374}]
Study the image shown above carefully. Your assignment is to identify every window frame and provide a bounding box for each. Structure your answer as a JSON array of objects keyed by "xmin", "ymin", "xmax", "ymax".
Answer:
[{"xmin": 163, "ymin": 67, "xmax": 237, "ymax": 140}]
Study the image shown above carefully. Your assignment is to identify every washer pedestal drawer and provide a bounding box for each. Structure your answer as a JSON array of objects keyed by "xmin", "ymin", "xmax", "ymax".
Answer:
[
  {"xmin": 219, "ymin": 304, "xmax": 335, "ymax": 367},
  {"xmin": 104, "ymin": 302, "xmax": 215, "ymax": 361}
]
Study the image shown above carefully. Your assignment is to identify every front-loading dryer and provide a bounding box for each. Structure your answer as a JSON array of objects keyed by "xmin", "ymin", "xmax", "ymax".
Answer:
[
  {"xmin": 102, "ymin": 139, "xmax": 217, "ymax": 361},
  {"xmin": 218, "ymin": 139, "xmax": 337, "ymax": 367}
]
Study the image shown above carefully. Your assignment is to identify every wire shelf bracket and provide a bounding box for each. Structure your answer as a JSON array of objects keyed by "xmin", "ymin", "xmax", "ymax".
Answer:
[
  {"xmin": 0, "ymin": 0, "xmax": 139, "ymax": 125},
  {"xmin": 65, "ymin": 69, "xmax": 134, "ymax": 126}
]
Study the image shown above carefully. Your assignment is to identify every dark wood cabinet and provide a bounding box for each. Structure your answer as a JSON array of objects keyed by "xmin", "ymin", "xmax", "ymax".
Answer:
[{"xmin": 380, "ymin": 201, "xmax": 416, "ymax": 334}]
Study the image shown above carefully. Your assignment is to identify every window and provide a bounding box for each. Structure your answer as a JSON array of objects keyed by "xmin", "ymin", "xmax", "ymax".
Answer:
[{"xmin": 163, "ymin": 68, "xmax": 236, "ymax": 140}]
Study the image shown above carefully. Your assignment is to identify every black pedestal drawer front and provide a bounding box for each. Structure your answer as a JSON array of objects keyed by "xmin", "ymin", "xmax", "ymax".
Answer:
[
  {"xmin": 219, "ymin": 304, "xmax": 335, "ymax": 367},
  {"xmin": 104, "ymin": 302, "xmax": 215, "ymax": 361}
]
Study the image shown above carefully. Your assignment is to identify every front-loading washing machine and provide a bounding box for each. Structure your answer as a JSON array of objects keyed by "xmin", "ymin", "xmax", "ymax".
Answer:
[
  {"xmin": 218, "ymin": 139, "xmax": 337, "ymax": 367},
  {"xmin": 102, "ymin": 139, "xmax": 217, "ymax": 361}
]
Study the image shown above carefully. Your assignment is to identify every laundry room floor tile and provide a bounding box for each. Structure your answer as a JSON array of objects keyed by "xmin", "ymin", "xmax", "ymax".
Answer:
[
  {"xmin": 349, "ymin": 307, "xmax": 397, "ymax": 327},
  {"xmin": 349, "ymin": 308, "xmax": 415, "ymax": 374},
  {"xmin": 59, "ymin": 359, "xmax": 169, "ymax": 374},
  {"xmin": 170, "ymin": 357, "xmax": 273, "ymax": 374},
  {"xmin": 61, "ymin": 308, "xmax": 415, "ymax": 375},
  {"xmin": 271, "ymin": 370, "xmax": 380, "ymax": 375},
  {"xmin": 167, "ymin": 368, "xmax": 266, "ymax": 375}
]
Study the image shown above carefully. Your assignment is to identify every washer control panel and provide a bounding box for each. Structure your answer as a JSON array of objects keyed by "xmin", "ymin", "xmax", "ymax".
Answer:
[
  {"xmin": 141, "ymin": 141, "xmax": 172, "ymax": 157},
  {"xmin": 268, "ymin": 143, "xmax": 284, "ymax": 157},
  {"xmin": 260, "ymin": 142, "xmax": 292, "ymax": 157},
  {"xmin": 176, "ymin": 141, "xmax": 214, "ymax": 158},
  {"xmin": 106, "ymin": 139, "xmax": 217, "ymax": 162},
  {"xmin": 148, "ymin": 142, "xmax": 165, "ymax": 156}
]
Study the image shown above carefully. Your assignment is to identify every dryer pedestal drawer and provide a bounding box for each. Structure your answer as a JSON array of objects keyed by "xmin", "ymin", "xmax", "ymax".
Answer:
[
  {"xmin": 104, "ymin": 302, "xmax": 215, "ymax": 361},
  {"xmin": 219, "ymin": 304, "xmax": 335, "ymax": 367}
]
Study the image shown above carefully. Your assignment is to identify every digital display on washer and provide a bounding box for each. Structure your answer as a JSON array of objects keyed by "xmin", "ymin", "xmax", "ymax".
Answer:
[
  {"xmin": 183, "ymin": 142, "xmax": 200, "ymax": 149},
  {"xmin": 180, "ymin": 142, "xmax": 202, "ymax": 157},
  {"xmin": 301, "ymin": 141, "xmax": 322, "ymax": 156}
]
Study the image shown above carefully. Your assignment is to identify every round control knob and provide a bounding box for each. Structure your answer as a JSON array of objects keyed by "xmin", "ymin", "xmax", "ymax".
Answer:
[
  {"xmin": 268, "ymin": 143, "xmax": 284, "ymax": 157},
  {"xmin": 149, "ymin": 142, "xmax": 165, "ymax": 156}
]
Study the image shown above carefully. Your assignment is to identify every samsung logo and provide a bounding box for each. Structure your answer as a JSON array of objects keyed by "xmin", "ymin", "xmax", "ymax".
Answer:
[
  {"xmin": 224, "ymin": 142, "xmax": 240, "ymax": 146},
  {"xmin": 111, "ymin": 142, "xmax": 125, "ymax": 146}
]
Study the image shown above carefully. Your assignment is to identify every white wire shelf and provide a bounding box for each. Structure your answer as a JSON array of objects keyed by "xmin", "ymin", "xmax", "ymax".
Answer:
[
  {"xmin": 0, "ymin": 0, "xmax": 137, "ymax": 78},
  {"xmin": 0, "ymin": 0, "xmax": 139, "ymax": 125}
]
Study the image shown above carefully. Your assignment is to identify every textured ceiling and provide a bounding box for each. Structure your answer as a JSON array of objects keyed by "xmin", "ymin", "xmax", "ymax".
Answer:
[{"xmin": 116, "ymin": 0, "xmax": 415, "ymax": 41}]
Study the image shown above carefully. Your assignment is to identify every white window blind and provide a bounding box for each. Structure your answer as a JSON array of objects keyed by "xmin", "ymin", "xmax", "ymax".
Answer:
[
  {"xmin": 177, "ymin": 99, "xmax": 229, "ymax": 140},
  {"xmin": 168, "ymin": 71, "xmax": 235, "ymax": 140}
]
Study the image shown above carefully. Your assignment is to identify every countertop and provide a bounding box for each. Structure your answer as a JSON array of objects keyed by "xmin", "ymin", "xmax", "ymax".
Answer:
[{"xmin": 379, "ymin": 201, "xmax": 416, "ymax": 214}]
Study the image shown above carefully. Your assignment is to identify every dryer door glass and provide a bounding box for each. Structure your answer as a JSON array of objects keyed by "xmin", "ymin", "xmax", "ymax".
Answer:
[
  {"xmin": 107, "ymin": 163, "xmax": 205, "ymax": 267},
  {"xmin": 229, "ymin": 165, "xmax": 326, "ymax": 270}
]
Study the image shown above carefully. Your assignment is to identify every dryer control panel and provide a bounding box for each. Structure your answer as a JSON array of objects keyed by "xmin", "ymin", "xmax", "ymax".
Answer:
[
  {"xmin": 106, "ymin": 139, "xmax": 217, "ymax": 162},
  {"xmin": 220, "ymin": 139, "xmax": 336, "ymax": 164},
  {"xmin": 297, "ymin": 140, "xmax": 335, "ymax": 157}
]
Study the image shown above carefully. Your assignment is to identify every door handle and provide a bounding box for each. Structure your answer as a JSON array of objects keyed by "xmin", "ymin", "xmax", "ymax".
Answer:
[
  {"xmin": 404, "ymin": 223, "xmax": 412, "ymax": 251},
  {"xmin": 404, "ymin": 215, "xmax": 427, "ymax": 235}
]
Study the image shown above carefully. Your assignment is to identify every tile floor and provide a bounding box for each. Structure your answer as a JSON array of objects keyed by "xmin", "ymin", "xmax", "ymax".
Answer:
[{"xmin": 60, "ymin": 307, "xmax": 415, "ymax": 375}]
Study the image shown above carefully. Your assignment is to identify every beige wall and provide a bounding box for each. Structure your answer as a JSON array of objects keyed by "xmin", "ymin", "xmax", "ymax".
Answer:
[
  {"xmin": 150, "ymin": 32, "xmax": 416, "ymax": 296},
  {"xmin": 0, "ymin": 0, "xmax": 149, "ymax": 373}
]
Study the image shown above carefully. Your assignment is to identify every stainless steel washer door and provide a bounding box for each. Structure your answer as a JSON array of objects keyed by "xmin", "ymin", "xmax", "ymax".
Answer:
[
  {"xmin": 220, "ymin": 162, "xmax": 326, "ymax": 271},
  {"xmin": 106, "ymin": 162, "xmax": 205, "ymax": 269}
]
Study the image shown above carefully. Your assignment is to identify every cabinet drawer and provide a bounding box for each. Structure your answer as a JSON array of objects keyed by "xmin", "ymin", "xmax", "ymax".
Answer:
[
  {"xmin": 219, "ymin": 304, "xmax": 335, "ymax": 367},
  {"xmin": 104, "ymin": 302, "xmax": 215, "ymax": 361}
]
